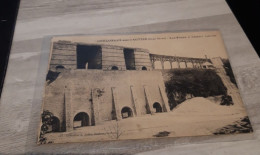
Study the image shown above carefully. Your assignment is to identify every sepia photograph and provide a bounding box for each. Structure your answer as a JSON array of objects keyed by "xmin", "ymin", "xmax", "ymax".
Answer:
[{"xmin": 38, "ymin": 31, "xmax": 253, "ymax": 144}]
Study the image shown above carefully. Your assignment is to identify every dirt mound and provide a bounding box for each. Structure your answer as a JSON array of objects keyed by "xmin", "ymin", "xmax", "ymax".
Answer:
[{"xmin": 173, "ymin": 97, "xmax": 238, "ymax": 115}]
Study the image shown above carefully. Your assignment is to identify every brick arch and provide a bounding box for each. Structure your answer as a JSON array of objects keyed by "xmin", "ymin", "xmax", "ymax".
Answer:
[
  {"xmin": 41, "ymin": 110, "xmax": 64, "ymax": 132},
  {"xmin": 51, "ymin": 116, "xmax": 60, "ymax": 132},
  {"xmin": 154, "ymin": 61, "xmax": 162, "ymax": 69},
  {"xmin": 163, "ymin": 61, "xmax": 171, "ymax": 69},
  {"xmin": 73, "ymin": 112, "xmax": 90, "ymax": 128},
  {"xmin": 142, "ymin": 66, "xmax": 147, "ymax": 70},
  {"xmin": 121, "ymin": 106, "xmax": 133, "ymax": 119},
  {"xmin": 111, "ymin": 66, "xmax": 119, "ymax": 70},
  {"xmin": 153, "ymin": 102, "xmax": 162, "ymax": 113}
]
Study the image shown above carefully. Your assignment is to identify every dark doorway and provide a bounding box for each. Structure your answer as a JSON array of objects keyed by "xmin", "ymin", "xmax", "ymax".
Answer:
[
  {"xmin": 73, "ymin": 112, "xmax": 90, "ymax": 128},
  {"xmin": 153, "ymin": 102, "xmax": 162, "ymax": 113},
  {"xmin": 52, "ymin": 116, "xmax": 60, "ymax": 132},
  {"xmin": 111, "ymin": 66, "xmax": 119, "ymax": 70},
  {"xmin": 76, "ymin": 45, "xmax": 102, "ymax": 69},
  {"xmin": 121, "ymin": 107, "xmax": 133, "ymax": 119},
  {"xmin": 123, "ymin": 48, "xmax": 135, "ymax": 70},
  {"xmin": 142, "ymin": 66, "xmax": 147, "ymax": 70}
]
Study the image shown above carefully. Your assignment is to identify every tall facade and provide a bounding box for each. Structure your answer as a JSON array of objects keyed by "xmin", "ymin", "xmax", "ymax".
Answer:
[
  {"xmin": 44, "ymin": 40, "xmax": 170, "ymax": 132},
  {"xmin": 49, "ymin": 40, "xmax": 153, "ymax": 71}
]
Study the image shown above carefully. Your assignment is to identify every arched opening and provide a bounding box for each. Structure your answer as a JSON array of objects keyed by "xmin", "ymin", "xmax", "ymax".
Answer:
[
  {"xmin": 154, "ymin": 61, "xmax": 162, "ymax": 69},
  {"xmin": 51, "ymin": 116, "xmax": 60, "ymax": 132},
  {"xmin": 121, "ymin": 107, "xmax": 133, "ymax": 119},
  {"xmin": 195, "ymin": 63, "xmax": 201, "ymax": 68},
  {"xmin": 153, "ymin": 102, "xmax": 162, "ymax": 113},
  {"xmin": 73, "ymin": 112, "xmax": 90, "ymax": 128},
  {"xmin": 142, "ymin": 66, "xmax": 147, "ymax": 70},
  {"xmin": 172, "ymin": 61, "xmax": 179, "ymax": 68},
  {"xmin": 164, "ymin": 61, "xmax": 171, "ymax": 69},
  {"xmin": 179, "ymin": 62, "xmax": 186, "ymax": 68},
  {"xmin": 111, "ymin": 66, "xmax": 119, "ymax": 70},
  {"xmin": 187, "ymin": 62, "xmax": 193, "ymax": 68}
]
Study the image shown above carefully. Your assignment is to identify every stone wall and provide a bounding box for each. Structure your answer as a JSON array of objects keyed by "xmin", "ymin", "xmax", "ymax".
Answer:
[
  {"xmin": 50, "ymin": 41, "xmax": 77, "ymax": 71},
  {"xmin": 49, "ymin": 41, "xmax": 153, "ymax": 71},
  {"xmin": 43, "ymin": 70, "xmax": 169, "ymax": 131},
  {"xmin": 134, "ymin": 48, "xmax": 153, "ymax": 70},
  {"xmin": 101, "ymin": 45, "xmax": 126, "ymax": 70}
]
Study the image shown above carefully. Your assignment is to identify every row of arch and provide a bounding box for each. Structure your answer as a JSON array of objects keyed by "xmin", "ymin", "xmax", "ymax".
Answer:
[
  {"xmin": 55, "ymin": 65, "xmax": 148, "ymax": 71},
  {"xmin": 152, "ymin": 61, "xmax": 203, "ymax": 69},
  {"xmin": 111, "ymin": 66, "xmax": 147, "ymax": 70},
  {"xmin": 50, "ymin": 102, "xmax": 163, "ymax": 132}
]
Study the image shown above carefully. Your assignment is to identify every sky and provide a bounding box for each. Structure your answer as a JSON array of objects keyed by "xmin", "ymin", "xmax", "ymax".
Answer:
[{"xmin": 52, "ymin": 31, "xmax": 229, "ymax": 59}]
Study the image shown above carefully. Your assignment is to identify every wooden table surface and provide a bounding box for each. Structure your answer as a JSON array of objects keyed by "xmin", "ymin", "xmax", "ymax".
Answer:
[{"xmin": 0, "ymin": 0, "xmax": 259, "ymax": 154}]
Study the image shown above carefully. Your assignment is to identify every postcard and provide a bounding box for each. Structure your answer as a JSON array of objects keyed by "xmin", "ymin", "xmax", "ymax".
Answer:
[{"xmin": 38, "ymin": 31, "xmax": 252, "ymax": 144}]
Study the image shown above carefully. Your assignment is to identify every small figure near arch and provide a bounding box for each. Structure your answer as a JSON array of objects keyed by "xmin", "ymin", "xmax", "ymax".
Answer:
[
  {"xmin": 153, "ymin": 102, "xmax": 162, "ymax": 113},
  {"xmin": 121, "ymin": 107, "xmax": 133, "ymax": 119}
]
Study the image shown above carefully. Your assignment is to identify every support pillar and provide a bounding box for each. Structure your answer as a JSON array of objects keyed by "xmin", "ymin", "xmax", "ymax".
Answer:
[
  {"xmin": 65, "ymin": 86, "xmax": 73, "ymax": 132},
  {"xmin": 185, "ymin": 61, "xmax": 187, "ymax": 68},
  {"xmin": 199, "ymin": 62, "xmax": 202, "ymax": 68},
  {"xmin": 91, "ymin": 89, "xmax": 100, "ymax": 126},
  {"xmin": 161, "ymin": 61, "xmax": 164, "ymax": 70},
  {"xmin": 177, "ymin": 61, "xmax": 180, "ymax": 68},
  {"xmin": 170, "ymin": 61, "xmax": 173, "ymax": 69},
  {"xmin": 144, "ymin": 85, "xmax": 153, "ymax": 114},
  {"xmin": 192, "ymin": 62, "xmax": 195, "ymax": 68},
  {"xmin": 158, "ymin": 85, "xmax": 170, "ymax": 112},
  {"xmin": 151, "ymin": 60, "xmax": 155, "ymax": 69},
  {"xmin": 130, "ymin": 86, "xmax": 141, "ymax": 116},
  {"xmin": 111, "ymin": 87, "xmax": 122, "ymax": 120}
]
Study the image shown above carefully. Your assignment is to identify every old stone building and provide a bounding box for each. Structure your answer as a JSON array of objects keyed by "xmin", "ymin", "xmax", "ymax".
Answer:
[
  {"xmin": 43, "ymin": 40, "xmax": 237, "ymax": 133},
  {"xmin": 43, "ymin": 40, "xmax": 170, "ymax": 132},
  {"xmin": 43, "ymin": 41, "xmax": 238, "ymax": 132}
]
